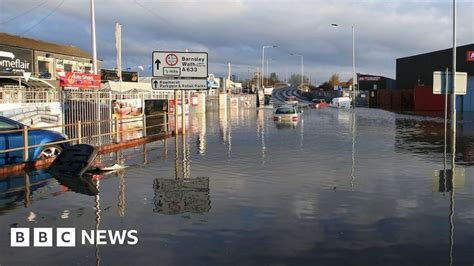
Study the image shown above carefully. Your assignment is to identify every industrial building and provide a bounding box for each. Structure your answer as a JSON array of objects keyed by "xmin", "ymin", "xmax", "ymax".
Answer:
[{"xmin": 396, "ymin": 44, "xmax": 474, "ymax": 112}]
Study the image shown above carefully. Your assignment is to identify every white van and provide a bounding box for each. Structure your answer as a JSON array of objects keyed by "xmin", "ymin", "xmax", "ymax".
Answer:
[
  {"xmin": 264, "ymin": 87, "xmax": 274, "ymax": 96},
  {"xmin": 329, "ymin": 97, "xmax": 352, "ymax": 109}
]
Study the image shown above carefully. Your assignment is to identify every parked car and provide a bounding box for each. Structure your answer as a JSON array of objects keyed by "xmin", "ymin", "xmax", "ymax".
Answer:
[
  {"xmin": 0, "ymin": 116, "xmax": 69, "ymax": 165},
  {"xmin": 328, "ymin": 97, "xmax": 352, "ymax": 109},
  {"xmin": 285, "ymin": 95, "xmax": 298, "ymax": 106},
  {"xmin": 309, "ymin": 98, "xmax": 327, "ymax": 109},
  {"xmin": 273, "ymin": 105, "xmax": 300, "ymax": 126},
  {"xmin": 264, "ymin": 95, "xmax": 272, "ymax": 105}
]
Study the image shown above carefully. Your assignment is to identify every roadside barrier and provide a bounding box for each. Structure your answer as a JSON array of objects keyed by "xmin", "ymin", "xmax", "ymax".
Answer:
[{"xmin": 0, "ymin": 112, "xmax": 168, "ymax": 164}]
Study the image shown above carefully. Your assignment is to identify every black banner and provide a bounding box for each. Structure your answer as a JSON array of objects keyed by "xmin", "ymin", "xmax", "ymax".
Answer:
[
  {"xmin": 101, "ymin": 69, "xmax": 139, "ymax": 82},
  {"xmin": 0, "ymin": 45, "xmax": 33, "ymax": 73}
]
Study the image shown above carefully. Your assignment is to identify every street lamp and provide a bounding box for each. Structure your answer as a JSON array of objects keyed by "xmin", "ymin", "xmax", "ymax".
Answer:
[
  {"xmin": 90, "ymin": 0, "xmax": 98, "ymax": 74},
  {"xmin": 262, "ymin": 45, "xmax": 276, "ymax": 90},
  {"xmin": 290, "ymin": 53, "xmax": 304, "ymax": 90},
  {"xmin": 332, "ymin": 23, "xmax": 356, "ymax": 107},
  {"xmin": 266, "ymin": 58, "xmax": 275, "ymax": 86}
]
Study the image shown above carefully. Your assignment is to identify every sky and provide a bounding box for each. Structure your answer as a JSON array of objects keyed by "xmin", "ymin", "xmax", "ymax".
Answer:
[{"xmin": 1, "ymin": 0, "xmax": 474, "ymax": 85}]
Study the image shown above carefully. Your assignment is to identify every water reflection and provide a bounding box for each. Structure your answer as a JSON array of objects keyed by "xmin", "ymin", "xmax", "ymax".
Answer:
[
  {"xmin": 2, "ymin": 108, "xmax": 474, "ymax": 265},
  {"xmin": 196, "ymin": 113, "xmax": 206, "ymax": 155},
  {"xmin": 0, "ymin": 170, "xmax": 51, "ymax": 212},
  {"xmin": 54, "ymin": 173, "xmax": 99, "ymax": 196},
  {"xmin": 395, "ymin": 117, "xmax": 474, "ymax": 165},
  {"xmin": 153, "ymin": 177, "xmax": 210, "ymax": 215}
]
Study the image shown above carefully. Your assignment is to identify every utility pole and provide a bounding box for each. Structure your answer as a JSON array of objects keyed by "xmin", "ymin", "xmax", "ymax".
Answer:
[
  {"xmin": 452, "ymin": 0, "xmax": 457, "ymax": 168},
  {"xmin": 115, "ymin": 23, "xmax": 122, "ymax": 93},
  {"xmin": 90, "ymin": 0, "xmax": 98, "ymax": 74}
]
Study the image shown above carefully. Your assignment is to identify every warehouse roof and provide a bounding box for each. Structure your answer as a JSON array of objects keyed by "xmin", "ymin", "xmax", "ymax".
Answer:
[
  {"xmin": 0, "ymin": 32, "xmax": 92, "ymax": 59},
  {"xmin": 397, "ymin": 43, "xmax": 474, "ymax": 60}
]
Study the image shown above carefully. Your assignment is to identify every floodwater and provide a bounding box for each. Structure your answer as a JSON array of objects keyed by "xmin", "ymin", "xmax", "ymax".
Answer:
[{"xmin": 1, "ymin": 107, "xmax": 474, "ymax": 266}]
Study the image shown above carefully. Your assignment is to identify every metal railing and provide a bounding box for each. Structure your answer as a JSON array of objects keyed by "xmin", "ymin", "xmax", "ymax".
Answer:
[
  {"xmin": 0, "ymin": 89, "xmax": 59, "ymax": 104},
  {"xmin": 0, "ymin": 112, "xmax": 169, "ymax": 164}
]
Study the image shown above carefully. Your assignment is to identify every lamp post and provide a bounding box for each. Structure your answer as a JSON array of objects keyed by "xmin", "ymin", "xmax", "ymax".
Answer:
[
  {"xmin": 262, "ymin": 45, "xmax": 276, "ymax": 90},
  {"xmin": 90, "ymin": 0, "xmax": 98, "ymax": 74},
  {"xmin": 451, "ymin": 0, "xmax": 457, "ymax": 168},
  {"xmin": 266, "ymin": 58, "xmax": 275, "ymax": 86},
  {"xmin": 332, "ymin": 23, "xmax": 356, "ymax": 107},
  {"xmin": 291, "ymin": 53, "xmax": 303, "ymax": 90}
]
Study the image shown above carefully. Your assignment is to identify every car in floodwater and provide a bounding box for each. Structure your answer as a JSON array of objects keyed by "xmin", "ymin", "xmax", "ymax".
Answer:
[
  {"xmin": 0, "ymin": 116, "xmax": 69, "ymax": 165},
  {"xmin": 273, "ymin": 105, "xmax": 300, "ymax": 126},
  {"xmin": 285, "ymin": 95, "xmax": 298, "ymax": 106},
  {"xmin": 309, "ymin": 98, "xmax": 327, "ymax": 109},
  {"xmin": 328, "ymin": 97, "xmax": 352, "ymax": 109}
]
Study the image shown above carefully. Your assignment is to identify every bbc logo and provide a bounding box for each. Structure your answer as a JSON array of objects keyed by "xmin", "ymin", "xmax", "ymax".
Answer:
[{"xmin": 11, "ymin": 228, "xmax": 76, "ymax": 247}]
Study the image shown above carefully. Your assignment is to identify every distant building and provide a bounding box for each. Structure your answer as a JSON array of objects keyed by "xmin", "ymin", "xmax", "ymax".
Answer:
[
  {"xmin": 0, "ymin": 32, "xmax": 100, "ymax": 88},
  {"xmin": 357, "ymin": 74, "xmax": 395, "ymax": 91},
  {"xmin": 396, "ymin": 44, "xmax": 474, "ymax": 111},
  {"xmin": 396, "ymin": 43, "xmax": 474, "ymax": 90}
]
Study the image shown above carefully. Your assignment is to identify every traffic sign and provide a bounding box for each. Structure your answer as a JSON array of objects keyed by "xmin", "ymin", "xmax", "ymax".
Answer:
[
  {"xmin": 152, "ymin": 51, "xmax": 208, "ymax": 78},
  {"xmin": 151, "ymin": 78, "xmax": 208, "ymax": 90},
  {"xmin": 433, "ymin": 71, "xmax": 467, "ymax": 95}
]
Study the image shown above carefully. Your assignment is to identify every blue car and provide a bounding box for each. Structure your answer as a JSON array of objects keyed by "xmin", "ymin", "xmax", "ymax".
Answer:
[{"xmin": 0, "ymin": 116, "xmax": 69, "ymax": 165}]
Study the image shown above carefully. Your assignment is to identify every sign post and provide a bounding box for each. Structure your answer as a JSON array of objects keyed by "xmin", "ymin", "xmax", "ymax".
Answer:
[
  {"xmin": 152, "ymin": 51, "xmax": 208, "ymax": 138},
  {"xmin": 433, "ymin": 71, "xmax": 467, "ymax": 95}
]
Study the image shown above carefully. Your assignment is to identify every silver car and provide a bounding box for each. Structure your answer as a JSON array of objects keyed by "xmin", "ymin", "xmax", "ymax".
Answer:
[{"xmin": 273, "ymin": 105, "xmax": 300, "ymax": 125}]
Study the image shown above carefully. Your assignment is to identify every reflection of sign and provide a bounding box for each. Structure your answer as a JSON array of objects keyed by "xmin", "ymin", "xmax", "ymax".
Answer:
[
  {"xmin": 152, "ymin": 78, "xmax": 207, "ymax": 90},
  {"xmin": 467, "ymin": 51, "xmax": 474, "ymax": 61},
  {"xmin": 433, "ymin": 71, "xmax": 467, "ymax": 95},
  {"xmin": 0, "ymin": 45, "xmax": 33, "ymax": 73},
  {"xmin": 153, "ymin": 177, "xmax": 210, "ymax": 215},
  {"xmin": 152, "ymin": 51, "xmax": 208, "ymax": 78},
  {"xmin": 60, "ymin": 72, "xmax": 100, "ymax": 88}
]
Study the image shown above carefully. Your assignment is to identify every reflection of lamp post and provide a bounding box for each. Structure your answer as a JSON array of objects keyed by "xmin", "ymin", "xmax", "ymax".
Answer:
[
  {"xmin": 290, "ymin": 53, "xmax": 304, "ymax": 90},
  {"xmin": 451, "ymin": 0, "xmax": 457, "ymax": 168},
  {"xmin": 332, "ymin": 23, "xmax": 356, "ymax": 107},
  {"xmin": 262, "ymin": 45, "xmax": 276, "ymax": 90}
]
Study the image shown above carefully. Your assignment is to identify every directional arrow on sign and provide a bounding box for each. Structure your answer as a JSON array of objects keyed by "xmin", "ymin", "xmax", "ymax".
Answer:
[
  {"xmin": 153, "ymin": 79, "xmax": 158, "ymax": 89},
  {"xmin": 155, "ymin": 59, "xmax": 161, "ymax": 70}
]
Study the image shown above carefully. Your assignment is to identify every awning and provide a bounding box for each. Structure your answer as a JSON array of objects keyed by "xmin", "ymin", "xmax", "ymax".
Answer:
[{"xmin": 0, "ymin": 76, "xmax": 57, "ymax": 89}]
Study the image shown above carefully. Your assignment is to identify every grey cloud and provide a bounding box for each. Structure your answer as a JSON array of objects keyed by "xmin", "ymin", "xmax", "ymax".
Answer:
[{"xmin": 2, "ymin": 0, "xmax": 474, "ymax": 84}]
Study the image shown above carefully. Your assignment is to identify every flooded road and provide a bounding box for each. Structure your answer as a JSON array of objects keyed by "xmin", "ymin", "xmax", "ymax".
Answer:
[{"xmin": 1, "ymin": 107, "xmax": 474, "ymax": 266}]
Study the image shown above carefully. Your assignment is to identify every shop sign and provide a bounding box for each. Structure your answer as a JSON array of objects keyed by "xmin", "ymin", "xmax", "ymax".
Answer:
[
  {"xmin": 0, "ymin": 45, "xmax": 33, "ymax": 73},
  {"xmin": 467, "ymin": 51, "xmax": 474, "ymax": 62},
  {"xmin": 60, "ymin": 72, "xmax": 100, "ymax": 88}
]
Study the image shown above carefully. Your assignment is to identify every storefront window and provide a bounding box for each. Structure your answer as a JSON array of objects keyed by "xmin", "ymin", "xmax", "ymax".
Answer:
[
  {"xmin": 38, "ymin": 57, "xmax": 53, "ymax": 79},
  {"xmin": 64, "ymin": 63, "xmax": 73, "ymax": 72}
]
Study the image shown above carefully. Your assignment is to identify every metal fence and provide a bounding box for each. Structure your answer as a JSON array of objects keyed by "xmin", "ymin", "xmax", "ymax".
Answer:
[
  {"xmin": 0, "ymin": 88, "xmax": 59, "ymax": 104},
  {"xmin": 0, "ymin": 112, "xmax": 168, "ymax": 164},
  {"xmin": 62, "ymin": 89, "xmax": 113, "ymax": 146}
]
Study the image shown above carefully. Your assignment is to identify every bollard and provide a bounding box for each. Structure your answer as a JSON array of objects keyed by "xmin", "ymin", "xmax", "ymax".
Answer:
[
  {"xmin": 77, "ymin": 120, "xmax": 82, "ymax": 144},
  {"xmin": 22, "ymin": 126, "xmax": 29, "ymax": 162}
]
